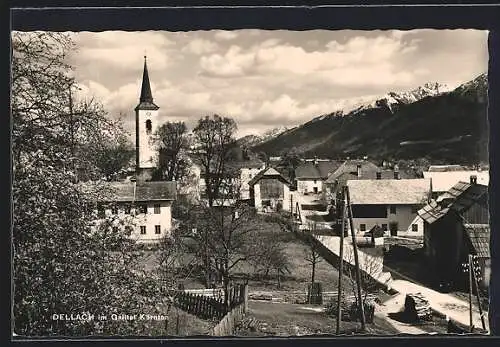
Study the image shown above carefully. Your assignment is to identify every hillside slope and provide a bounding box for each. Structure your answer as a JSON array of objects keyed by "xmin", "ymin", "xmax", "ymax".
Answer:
[{"xmin": 253, "ymin": 74, "xmax": 488, "ymax": 164}]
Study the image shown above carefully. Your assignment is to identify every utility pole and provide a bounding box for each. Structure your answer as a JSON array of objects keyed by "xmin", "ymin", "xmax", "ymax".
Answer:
[
  {"xmin": 346, "ymin": 186, "xmax": 366, "ymax": 331},
  {"xmin": 336, "ymin": 186, "xmax": 346, "ymax": 335},
  {"xmin": 468, "ymin": 254, "xmax": 474, "ymax": 332},
  {"xmin": 471, "ymin": 255, "xmax": 487, "ymax": 330}
]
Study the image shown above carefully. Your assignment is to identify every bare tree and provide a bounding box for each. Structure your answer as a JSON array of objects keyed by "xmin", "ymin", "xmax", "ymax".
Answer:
[
  {"xmin": 192, "ymin": 115, "xmax": 237, "ymax": 207},
  {"xmin": 187, "ymin": 202, "xmax": 263, "ymax": 310},
  {"xmin": 304, "ymin": 223, "xmax": 323, "ymax": 286}
]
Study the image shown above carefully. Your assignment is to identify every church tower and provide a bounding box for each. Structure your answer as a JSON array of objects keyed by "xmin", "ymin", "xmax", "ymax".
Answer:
[{"xmin": 135, "ymin": 56, "xmax": 159, "ymax": 181}]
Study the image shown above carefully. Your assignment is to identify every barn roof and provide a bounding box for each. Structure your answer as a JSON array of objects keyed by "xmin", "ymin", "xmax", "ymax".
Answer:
[
  {"xmin": 295, "ymin": 160, "xmax": 342, "ymax": 180},
  {"xmin": 86, "ymin": 181, "xmax": 177, "ymax": 202},
  {"xmin": 248, "ymin": 167, "xmax": 292, "ymax": 187},
  {"xmin": 423, "ymin": 170, "xmax": 489, "ymax": 192},
  {"xmin": 347, "ymin": 178, "xmax": 431, "ymax": 205},
  {"xmin": 464, "ymin": 224, "xmax": 490, "ymax": 258},
  {"xmin": 418, "ymin": 181, "xmax": 488, "ymax": 224}
]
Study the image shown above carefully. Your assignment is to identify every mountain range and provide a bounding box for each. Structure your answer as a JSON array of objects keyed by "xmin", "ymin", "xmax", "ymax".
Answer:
[{"xmin": 250, "ymin": 73, "xmax": 488, "ymax": 164}]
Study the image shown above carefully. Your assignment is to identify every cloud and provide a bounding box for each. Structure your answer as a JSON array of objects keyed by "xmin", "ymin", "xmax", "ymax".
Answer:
[
  {"xmin": 198, "ymin": 33, "xmax": 420, "ymax": 86},
  {"xmin": 214, "ymin": 30, "xmax": 238, "ymax": 41},
  {"xmin": 182, "ymin": 38, "xmax": 219, "ymax": 55},
  {"xmin": 71, "ymin": 29, "xmax": 488, "ymax": 138},
  {"xmin": 72, "ymin": 31, "xmax": 174, "ymax": 70}
]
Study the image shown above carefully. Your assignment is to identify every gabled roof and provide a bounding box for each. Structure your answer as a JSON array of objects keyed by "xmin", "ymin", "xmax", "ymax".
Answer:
[
  {"xmin": 326, "ymin": 159, "xmax": 380, "ymax": 183},
  {"xmin": 464, "ymin": 224, "xmax": 490, "ymax": 258},
  {"xmin": 248, "ymin": 167, "xmax": 292, "ymax": 187},
  {"xmin": 295, "ymin": 160, "xmax": 342, "ymax": 180},
  {"xmin": 418, "ymin": 181, "xmax": 488, "ymax": 224},
  {"xmin": 347, "ymin": 178, "xmax": 431, "ymax": 205},
  {"xmin": 87, "ymin": 181, "xmax": 177, "ymax": 202},
  {"xmin": 423, "ymin": 170, "xmax": 489, "ymax": 192},
  {"xmin": 326, "ymin": 167, "xmax": 415, "ymax": 186}
]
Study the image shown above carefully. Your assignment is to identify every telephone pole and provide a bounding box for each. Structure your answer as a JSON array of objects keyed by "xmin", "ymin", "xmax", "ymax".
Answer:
[
  {"xmin": 468, "ymin": 254, "xmax": 474, "ymax": 332},
  {"xmin": 336, "ymin": 187, "xmax": 346, "ymax": 335},
  {"xmin": 471, "ymin": 255, "xmax": 487, "ymax": 330},
  {"xmin": 346, "ymin": 186, "xmax": 366, "ymax": 331}
]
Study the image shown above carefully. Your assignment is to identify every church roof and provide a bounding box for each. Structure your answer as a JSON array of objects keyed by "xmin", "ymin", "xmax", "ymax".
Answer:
[{"xmin": 135, "ymin": 56, "xmax": 159, "ymax": 111}]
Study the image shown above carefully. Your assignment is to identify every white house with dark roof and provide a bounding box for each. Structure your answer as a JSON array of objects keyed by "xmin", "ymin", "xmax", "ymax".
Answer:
[
  {"xmin": 91, "ymin": 56, "xmax": 177, "ymax": 243},
  {"xmin": 346, "ymin": 178, "xmax": 431, "ymax": 236},
  {"xmin": 249, "ymin": 167, "xmax": 295, "ymax": 213},
  {"xmin": 295, "ymin": 159, "xmax": 342, "ymax": 195},
  {"xmin": 93, "ymin": 181, "xmax": 176, "ymax": 243}
]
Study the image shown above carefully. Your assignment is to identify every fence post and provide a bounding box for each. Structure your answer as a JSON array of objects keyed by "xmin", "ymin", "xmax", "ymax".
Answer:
[{"xmin": 243, "ymin": 284, "xmax": 249, "ymax": 313}]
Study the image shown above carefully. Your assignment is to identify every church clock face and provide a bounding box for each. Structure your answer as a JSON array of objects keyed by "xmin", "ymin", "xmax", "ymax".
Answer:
[{"xmin": 146, "ymin": 112, "xmax": 151, "ymax": 117}]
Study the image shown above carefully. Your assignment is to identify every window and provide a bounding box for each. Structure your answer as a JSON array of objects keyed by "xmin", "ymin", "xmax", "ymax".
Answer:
[
  {"xmin": 112, "ymin": 226, "xmax": 119, "ymax": 233},
  {"xmin": 125, "ymin": 205, "xmax": 131, "ymax": 214},
  {"xmin": 314, "ymin": 180, "xmax": 317, "ymax": 184},
  {"xmin": 360, "ymin": 224, "xmax": 367, "ymax": 232},
  {"xmin": 140, "ymin": 226, "xmax": 146, "ymax": 235},
  {"xmin": 389, "ymin": 205, "xmax": 397, "ymax": 214},
  {"xmin": 154, "ymin": 204, "xmax": 161, "ymax": 214},
  {"xmin": 382, "ymin": 224, "xmax": 388, "ymax": 231},
  {"xmin": 145, "ymin": 119, "xmax": 152, "ymax": 134},
  {"xmin": 111, "ymin": 206, "xmax": 118, "ymax": 215},
  {"xmin": 155, "ymin": 225, "xmax": 161, "ymax": 234},
  {"xmin": 412, "ymin": 224, "xmax": 419, "ymax": 232},
  {"xmin": 139, "ymin": 204, "xmax": 148, "ymax": 214}
]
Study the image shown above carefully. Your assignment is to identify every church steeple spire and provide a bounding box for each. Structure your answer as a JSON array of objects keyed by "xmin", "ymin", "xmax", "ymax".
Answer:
[
  {"xmin": 140, "ymin": 55, "xmax": 154, "ymax": 103},
  {"xmin": 135, "ymin": 55, "xmax": 159, "ymax": 111}
]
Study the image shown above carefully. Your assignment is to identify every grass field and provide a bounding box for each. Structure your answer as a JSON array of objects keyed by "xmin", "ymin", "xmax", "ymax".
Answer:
[{"xmin": 236, "ymin": 301, "xmax": 399, "ymax": 336}]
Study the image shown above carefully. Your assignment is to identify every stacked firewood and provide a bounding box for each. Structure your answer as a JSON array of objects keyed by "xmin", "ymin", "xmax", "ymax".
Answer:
[{"xmin": 404, "ymin": 293, "xmax": 432, "ymax": 321}]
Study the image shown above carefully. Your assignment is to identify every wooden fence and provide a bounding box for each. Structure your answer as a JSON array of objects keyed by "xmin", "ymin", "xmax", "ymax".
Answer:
[
  {"xmin": 174, "ymin": 284, "xmax": 248, "ymax": 321},
  {"xmin": 211, "ymin": 302, "xmax": 246, "ymax": 336}
]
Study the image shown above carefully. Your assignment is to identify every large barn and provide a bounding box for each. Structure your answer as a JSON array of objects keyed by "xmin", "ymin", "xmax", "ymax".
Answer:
[{"xmin": 418, "ymin": 177, "xmax": 490, "ymax": 289}]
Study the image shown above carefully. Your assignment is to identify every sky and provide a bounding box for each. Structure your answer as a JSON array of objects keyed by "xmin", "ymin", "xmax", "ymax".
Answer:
[{"xmin": 69, "ymin": 29, "xmax": 489, "ymax": 138}]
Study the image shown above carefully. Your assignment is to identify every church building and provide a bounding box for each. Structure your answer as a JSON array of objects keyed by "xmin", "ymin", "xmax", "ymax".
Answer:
[{"xmin": 92, "ymin": 56, "xmax": 176, "ymax": 244}]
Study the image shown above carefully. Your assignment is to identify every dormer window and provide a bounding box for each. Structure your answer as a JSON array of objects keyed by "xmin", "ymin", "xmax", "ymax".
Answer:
[{"xmin": 145, "ymin": 119, "xmax": 152, "ymax": 134}]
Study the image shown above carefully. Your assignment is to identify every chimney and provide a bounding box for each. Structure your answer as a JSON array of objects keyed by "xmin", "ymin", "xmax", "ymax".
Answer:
[
  {"xmin": 357, "ymin": 164, "xmax": 362, "ymax": 178},
  {"xmin": 470, "ymin": 175, "xmax": 477, "ymax": 185},
  {"xmin": 376, "ymin": 171, "xmax": 382, "ymax": 180},
  {"xmin": 393, "ymin": 164, "xmax": 400, "ymax": 179},
  {"xmin": 313, "ymin": 156, "xmax": 318, "ymax": 166}
]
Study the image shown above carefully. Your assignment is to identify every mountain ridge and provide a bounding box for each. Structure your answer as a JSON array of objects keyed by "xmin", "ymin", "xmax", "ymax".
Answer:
[{"xmin": 252, "ymin": 73, "xmax": 488, "ymax": 164}]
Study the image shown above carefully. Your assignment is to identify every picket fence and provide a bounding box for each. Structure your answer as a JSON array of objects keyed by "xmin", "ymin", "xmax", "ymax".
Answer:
[
  {"xmin": 211, "ymin": 303, "xmax": 246, "ymax": 336},
  {"xmin": 174, "ymin": 284, "xmax": 248, "ymax": 321}
]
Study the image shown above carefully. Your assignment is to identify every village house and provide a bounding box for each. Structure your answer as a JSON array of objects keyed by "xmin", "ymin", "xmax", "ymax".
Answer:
[
  {"xmin": 418, "ymin": 177, "xmax": 490, "ymax": 290},
  {"xmin": 90, "ymin": 56, "xmax": 177, "ymax": 243},
  {"xmin": 324, "ymin": 160, "xmax": 418, "ymax": 206},
  {"xmin": 295, "ymin": 158, "xmax": 342, "ymax": 195},
  {"xmin": 249, "ymin": 167, "xmax": 295, "ymax": 213},
  {"xmin": 423, "ymin": 169, "xmax": 489, "ymax": 199},
  {"xmin": 188, "ymin": 157, "xmax": 265, "ymax": 204},
  {"xmin": 346, "ymin": 178, "xmax": 431, "ymax": 236},
  {"xmin": 93, "ymin": 181, "xmax": 176, "ymax": 243}
]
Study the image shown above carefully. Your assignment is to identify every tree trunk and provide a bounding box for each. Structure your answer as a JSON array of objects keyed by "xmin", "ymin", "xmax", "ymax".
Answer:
[
  {"xmin": 277, "ymin": 269, "xmax": 281, "ymax": 289},
  {"xmin": 311, "ymin": 261, "xmax": 316, "ymax": 285}
]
